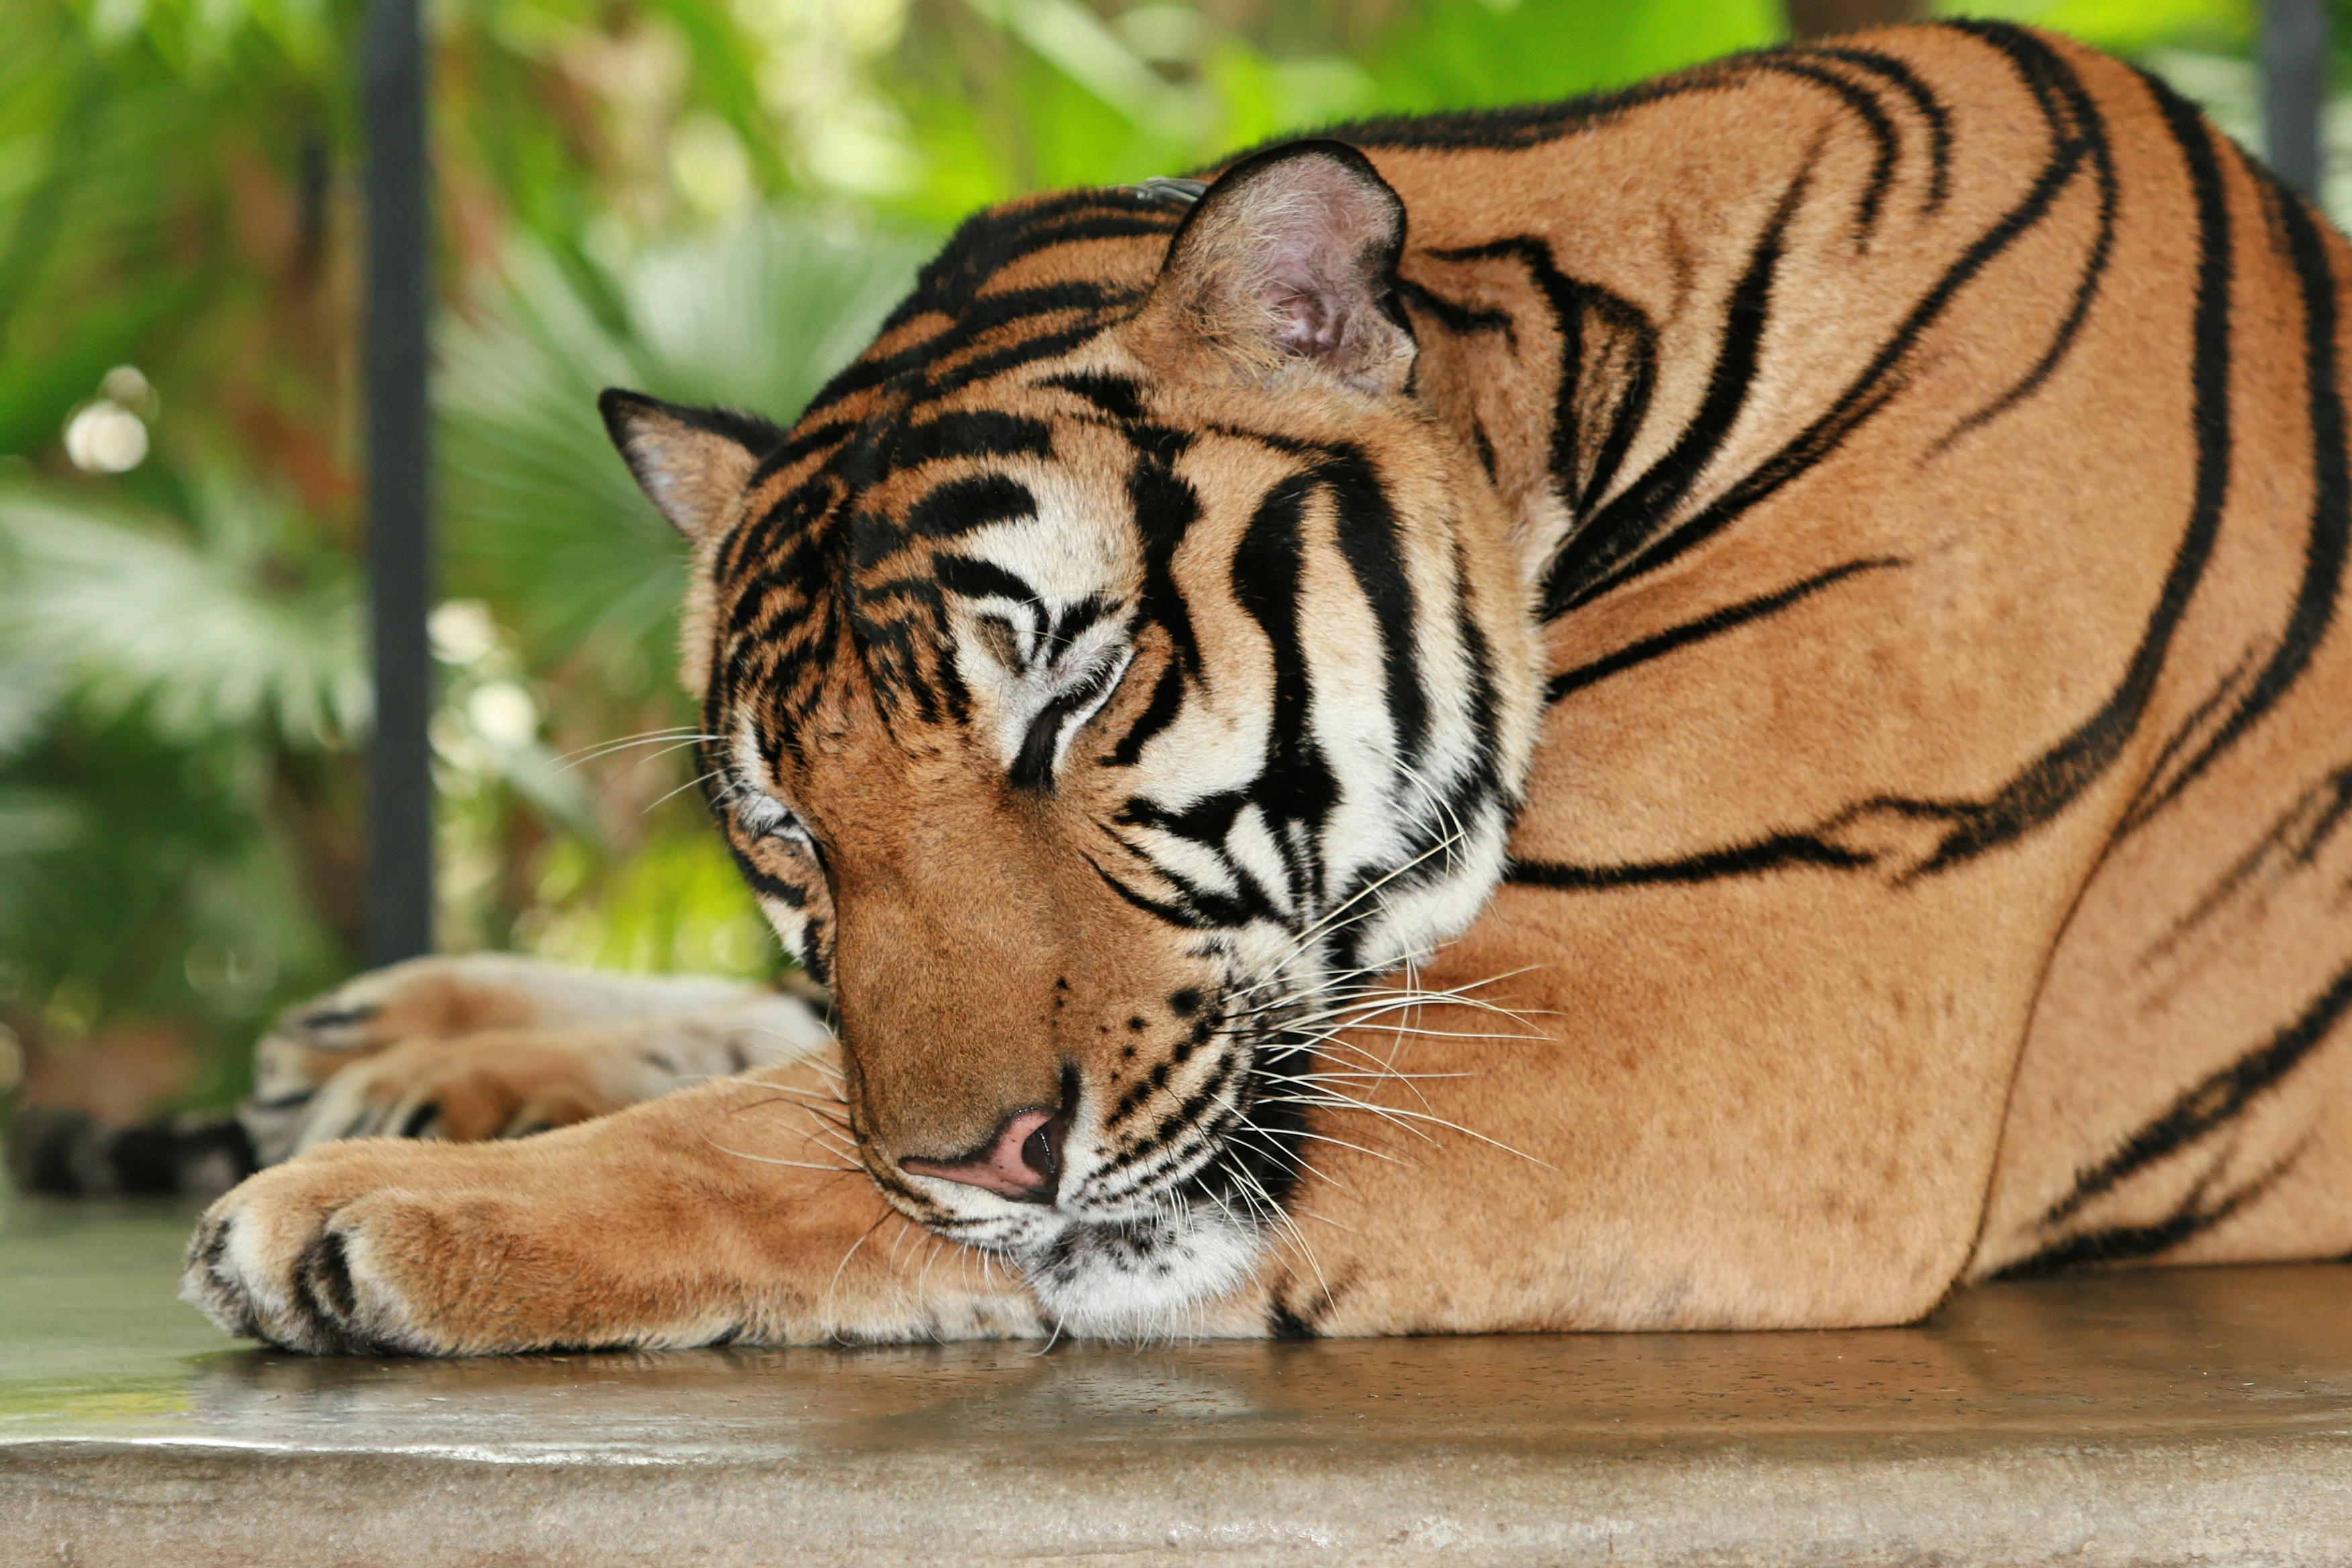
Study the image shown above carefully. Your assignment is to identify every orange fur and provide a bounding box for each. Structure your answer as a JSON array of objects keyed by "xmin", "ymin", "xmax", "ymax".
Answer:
[{"xmin": 189, "ymin": 24, "xmax": 2352, "ymax": 1352}]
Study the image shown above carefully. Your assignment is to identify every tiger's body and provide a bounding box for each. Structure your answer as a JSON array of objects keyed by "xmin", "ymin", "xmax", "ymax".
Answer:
[{"xmin": 185, "ymin": 21, "xmax": 2352, "ymax": 1354}]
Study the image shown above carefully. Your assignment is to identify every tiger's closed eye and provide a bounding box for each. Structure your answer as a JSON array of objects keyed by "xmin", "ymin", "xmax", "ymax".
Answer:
[
  {"xmin": 1012, "ymin": 645, "xmax": 1134, "ymax": 789},
  {"xmin": 734, "ymin": 788, "xmax": 814, "ymax": 850}
]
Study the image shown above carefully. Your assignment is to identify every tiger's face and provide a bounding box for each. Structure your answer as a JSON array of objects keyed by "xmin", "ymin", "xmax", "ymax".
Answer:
[{"xmin": 604, "ymin": 144, "xmax": 1541, "ymax": 1332}]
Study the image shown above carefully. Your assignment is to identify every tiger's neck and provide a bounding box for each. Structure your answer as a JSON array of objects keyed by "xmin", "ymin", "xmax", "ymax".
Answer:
[{"xmin": 1395, "ymin": 238, "xmax": 1665, "ymax": 611}]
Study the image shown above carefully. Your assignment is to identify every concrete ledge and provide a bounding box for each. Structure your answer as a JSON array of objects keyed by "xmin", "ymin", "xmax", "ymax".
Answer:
[{"xmin": 5, "ymin": 1197, "xmax": 2351, "ymax": 1566}]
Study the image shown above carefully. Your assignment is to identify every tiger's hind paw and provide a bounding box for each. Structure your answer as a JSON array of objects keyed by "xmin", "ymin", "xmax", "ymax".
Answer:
[{"xmin": 286, "ymin": 1034, "xmax": 624, "ymax": 1155}]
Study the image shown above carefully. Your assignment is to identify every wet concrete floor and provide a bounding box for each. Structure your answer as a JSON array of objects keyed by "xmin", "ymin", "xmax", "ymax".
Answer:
[{"xmin": 4, "ymin": 1188, "xmax": 2350, "ymax": 1565}]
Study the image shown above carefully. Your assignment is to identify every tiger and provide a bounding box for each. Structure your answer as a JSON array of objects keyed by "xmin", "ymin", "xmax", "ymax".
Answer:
[{"xmin": 179, "ymin": 20, "xmax": 2352, "ymax": 1355}]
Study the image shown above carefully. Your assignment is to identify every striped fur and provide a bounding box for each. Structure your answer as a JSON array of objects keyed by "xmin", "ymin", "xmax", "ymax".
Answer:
[{"xmin": 184, "ymin": 22, "xmax": 2352, "ymax": 1352}]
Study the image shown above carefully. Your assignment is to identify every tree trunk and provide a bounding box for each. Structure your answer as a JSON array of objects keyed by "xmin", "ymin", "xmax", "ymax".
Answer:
[{"xmin": 1785, "ymin": 0, "xmax": 1922, "ymax": 40}]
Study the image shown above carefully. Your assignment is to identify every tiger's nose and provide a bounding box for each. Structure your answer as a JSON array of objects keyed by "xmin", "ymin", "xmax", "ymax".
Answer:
[{"xmin": 901, "ymin": 1108, "xmax": 1065, "ymax": 1202}]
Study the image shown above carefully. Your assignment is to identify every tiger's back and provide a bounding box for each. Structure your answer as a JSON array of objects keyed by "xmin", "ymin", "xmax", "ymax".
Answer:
[{"xmin": 1335, "ymin": 21, "xmax": 2352, "ymax": 1310}]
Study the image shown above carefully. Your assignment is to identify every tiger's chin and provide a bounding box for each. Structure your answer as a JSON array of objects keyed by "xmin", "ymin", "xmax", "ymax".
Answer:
[{"xmin": 1012, "ymin": 1208, "xmax": 1265, "ymax": 1339}]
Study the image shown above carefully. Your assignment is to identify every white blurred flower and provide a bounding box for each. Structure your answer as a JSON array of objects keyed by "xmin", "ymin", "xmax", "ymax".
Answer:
[
  {"xmin": 467, "ymin": 680, "xmax": 539, "ymax": 748},
  {"xmin": 101, "ymin": 364, "xmax": 158, "ymax": 415},
  {"xmin": 63, "ymin": 401, "xmax": 149, "ymax": 474},
  {"xmin": 428, "ymin": 599, "xmax": 500, "ymax": 666}
]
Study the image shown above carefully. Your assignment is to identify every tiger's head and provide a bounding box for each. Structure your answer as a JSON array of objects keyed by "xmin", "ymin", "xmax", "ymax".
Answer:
[{"xmin": 601, "ymin": 142, "xmax": 1541, "ymax": 1333}]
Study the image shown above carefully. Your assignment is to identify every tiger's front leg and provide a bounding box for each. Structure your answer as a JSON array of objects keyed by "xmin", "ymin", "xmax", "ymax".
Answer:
[{"xmin": 181, "ymin": 1054, "xmax": 1046, "ymax": 1354}]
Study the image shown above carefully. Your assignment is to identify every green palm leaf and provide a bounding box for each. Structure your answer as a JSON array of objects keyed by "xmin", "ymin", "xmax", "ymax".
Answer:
[{"xmin": 438, "ymin": 209, "xmax": 929, "ymax": 692}]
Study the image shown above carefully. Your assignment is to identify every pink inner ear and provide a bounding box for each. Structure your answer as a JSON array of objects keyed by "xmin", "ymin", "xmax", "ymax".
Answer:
[
  {"xmin": 1269, "ymin": 285, "xmax": 1344, "ymax": 357},
  {"xmin": 1150, "ymin": 143, "xmax": 1409, "ymax": 392}
]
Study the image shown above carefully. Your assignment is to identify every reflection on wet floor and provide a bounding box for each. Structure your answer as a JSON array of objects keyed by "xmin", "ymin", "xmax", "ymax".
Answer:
[{"xmin": 7, "ymin": 1185, "xmax": 2352, "ymax": 1457}]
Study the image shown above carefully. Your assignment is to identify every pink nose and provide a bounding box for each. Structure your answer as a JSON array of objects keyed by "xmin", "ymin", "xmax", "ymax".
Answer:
[{"xmin": 901, "ymin": 1109, "xmax": 1061, "ymax": 1200}]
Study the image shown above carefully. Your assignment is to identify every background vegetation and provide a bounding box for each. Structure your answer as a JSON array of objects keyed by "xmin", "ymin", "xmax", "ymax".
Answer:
[{"xmin": 0, "ymin": 0, "xmax": 2313, "ymax": 1120}]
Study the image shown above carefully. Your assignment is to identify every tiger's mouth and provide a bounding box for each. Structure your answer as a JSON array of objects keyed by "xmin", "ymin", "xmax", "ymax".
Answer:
[{"xmin": 893, "ymin": 992, "xmax": 1322, "ymax": 1335}]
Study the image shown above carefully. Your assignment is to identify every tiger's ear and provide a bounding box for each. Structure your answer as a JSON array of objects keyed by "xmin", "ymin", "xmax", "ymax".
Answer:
[
  {"xmin": 599, "ymin": 389, "xmax": 783, "ymax": 540},
  {"xmin": 1133, "ymin": 140, "xmax": 1412, "ymax": 397}
]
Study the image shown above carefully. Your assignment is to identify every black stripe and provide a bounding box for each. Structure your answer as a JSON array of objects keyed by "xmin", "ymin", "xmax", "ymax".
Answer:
[
  {"xmin": 1106, "ymin": 657, "xmax": 1185, "ymax": 767},
  {"xmin": 875, "ymin": 197, "xmax": 1178, "ymax": 332},
  {"xmin": 1281, "ymin": 64, "xmax": 1726, "ymax": 154},
  {"xmin": 1553, "ymin": 25, "xmax": 2108, "ymax": 621},
  {"xmin": 1816, "ymin": 46, "xmax": 1953, "ymax": 210},
  {"xmin": 932, "ymin": 552, "xmax": 1036, "ymax": 605},
  {"xmin": 1012, "ymin": 657, "xmax": 1122, "ymax": 790},
  {"xmin": 1393, "ymin": 276, "xmax": 1515, "ymax": 340},
  {"xmin": 2118, "ymin": 650, "xmax": 2257, "ymax": 836},
  {"xmin": 1046, "ymin": 371, "xmax": 1146, "ymax": 420},
  {"xmin": 931, "ymin": 316, "xmax": 1144, "ymax": 400},
  {"xmin": 901, "ymin": 473, "xmax": 1036, "ymax": 543},
  {"xmin": 804, "ymin": 273, "xmax": 1145, "ymax": 418},
  {"xmin": 1506, "ymin": 51, "xmax": 2248, "ymax": 895},
  {"xmin": 2039, "ymin": 963, "xmax": 2352, "ymax": 1230},
  {"xmin": 2123, "ymin": 175, "xmax": 2348, "ymax": 832},
  {"xmin": 889, "ymin": 411, "xmax": 1052, "ymax": 471},
  {"xmin": 1318, "ymin": 450, "xmax": 1429, "ymax": 766},
  {"xmin": 1568, "ymin": 289, "xmax": 1661, "ymax": 517},
  {"xmin": 1290, "ymin": 32, "xmax": 1957, "ymax": 159},
  {"xmin": 1113, "ymin": 793, "xmax": 1282, "ymax": 928},
  {"xmin": 1508, "ymin": 834, "xmax": 1875, "ymax": 890},
  {"xmin": 1087, "ymin": 854, "xmax": 1212, "ymax": 929},
  {"xmin": 747, "ymin": 418, "xmax": 858, "ymax": 489},
  {"xmin": 1540, "ymin": 162, "xmax": 1813, "ymax": 616},
  {"xmin": 797, "ymin": 915, "xmax": 831, "ymax": 987},
  {"xmin": 1117, "ymin": 789, "xmax": 1244, "ymax": 842},
  {"xmin": 1900, "ymin": 66, "xmax": 2233, "ymax": 875},
  {"xmin": 725, "ymin": 842, "xmax": 811, "ymax": 910},
  {"xmin": 1761, "ymin": 58, "xmax": 1903, "ymax": 242},
  {"xmin": 721, "ymin": 470, "xmax": 840, "ymax": 591},
  {"xmin": 1997, "ymin": 1144, "xmax": 2302, "ymax": 1279},
  {"xmin": 1546, "ymin": 556, "xmax": 1901, "ymax": 704},
  {"xmin": 1131, "ymin": 458, "xmax": 1204, "ymax": 676},
  {"xmin": 1048, "ymin": 595, "xmax": 1115, "ymax": 650},
  {"xmin": 2142, "ymin": 763, "xmax": 2352, "ymax": 968},
  {"xmin": 1232, "ymin": 474, "xmax": 1341, "ymax": 895},
  {"xmin": 1410, "ymin": 240, "xmax": 1658, "ymax": 524},
  {"xmin": 1934, "ymin": 42, "xmax": 2116, "ymax": 448}
]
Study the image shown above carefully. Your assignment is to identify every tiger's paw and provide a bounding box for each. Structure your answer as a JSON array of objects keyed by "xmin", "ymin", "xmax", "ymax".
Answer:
[
  {"xmin": 242, "ymin": 956, "xmax": 777, "ymax": 1165},
  {"xmin": 286, "ymin": 1033, "xmax": 631, "ymax": 1155},
  {"xmin": 179, "ymin": 1137, "xmax": 700, "ymax": 1356},
  {"xmin": 261, "ymin": 953, "xmax": 571, "ymax": 1059},
  {"xmin": 181, "ymin": 1142, "xmax": 460, "ymax": 1355}
]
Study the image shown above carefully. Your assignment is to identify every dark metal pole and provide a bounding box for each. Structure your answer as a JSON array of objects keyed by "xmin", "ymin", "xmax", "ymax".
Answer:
[
  {"xmin": 1784, "ymin": 0, "xmax": 1919, "ymax": 42},
  {"xmin": 2263, "ymin": 0, "xmax": 2331, "ymax": 199},
  {"xmin": 361, "ymin": 0, "xmax": 435, "ymax": 966}
]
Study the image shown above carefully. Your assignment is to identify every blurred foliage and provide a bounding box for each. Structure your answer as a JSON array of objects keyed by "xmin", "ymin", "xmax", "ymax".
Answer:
[{"xmin": 0, "ymin": 0, "xmax": 2329, "ymax": 1118}]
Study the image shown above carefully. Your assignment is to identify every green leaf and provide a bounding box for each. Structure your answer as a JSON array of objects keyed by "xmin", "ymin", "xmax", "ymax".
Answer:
[{"xmin": 438, "ymin": 207, "xmax": 929, "ymax": 691}]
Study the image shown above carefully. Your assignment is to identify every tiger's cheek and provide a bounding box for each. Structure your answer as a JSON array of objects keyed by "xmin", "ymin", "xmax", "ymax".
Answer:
[{"xmin": 736, "ymin": 842, "xmax": 836, "ymax": 988}]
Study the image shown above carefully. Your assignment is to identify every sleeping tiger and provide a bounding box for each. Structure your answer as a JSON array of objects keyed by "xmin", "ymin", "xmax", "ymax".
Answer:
[{"xmin": 183, "ymin": 20, "xmax": 2352, "ymax": 1355}]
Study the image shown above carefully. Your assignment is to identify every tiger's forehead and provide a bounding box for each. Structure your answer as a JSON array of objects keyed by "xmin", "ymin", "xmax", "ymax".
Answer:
[
  {"xmin": 694, "ymin": 181, "xmax": 1257, "ymax": 761},
  {"xmin": 709, "ymin": 363, "xmax": 1182, "ymax": 760}
]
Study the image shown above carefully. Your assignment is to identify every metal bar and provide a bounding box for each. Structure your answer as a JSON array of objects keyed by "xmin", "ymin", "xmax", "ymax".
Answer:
[
  {"xmin": 1784, "ymin": 0, "xmax": 1920, "ymax": 42},
  {"xmin": 2263, "ymin": 0, "xmax": 2331, "ymax": 200},
  {"xmin": 360, "ymin": 0, "xmax": 435, "ymax": 966}
]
